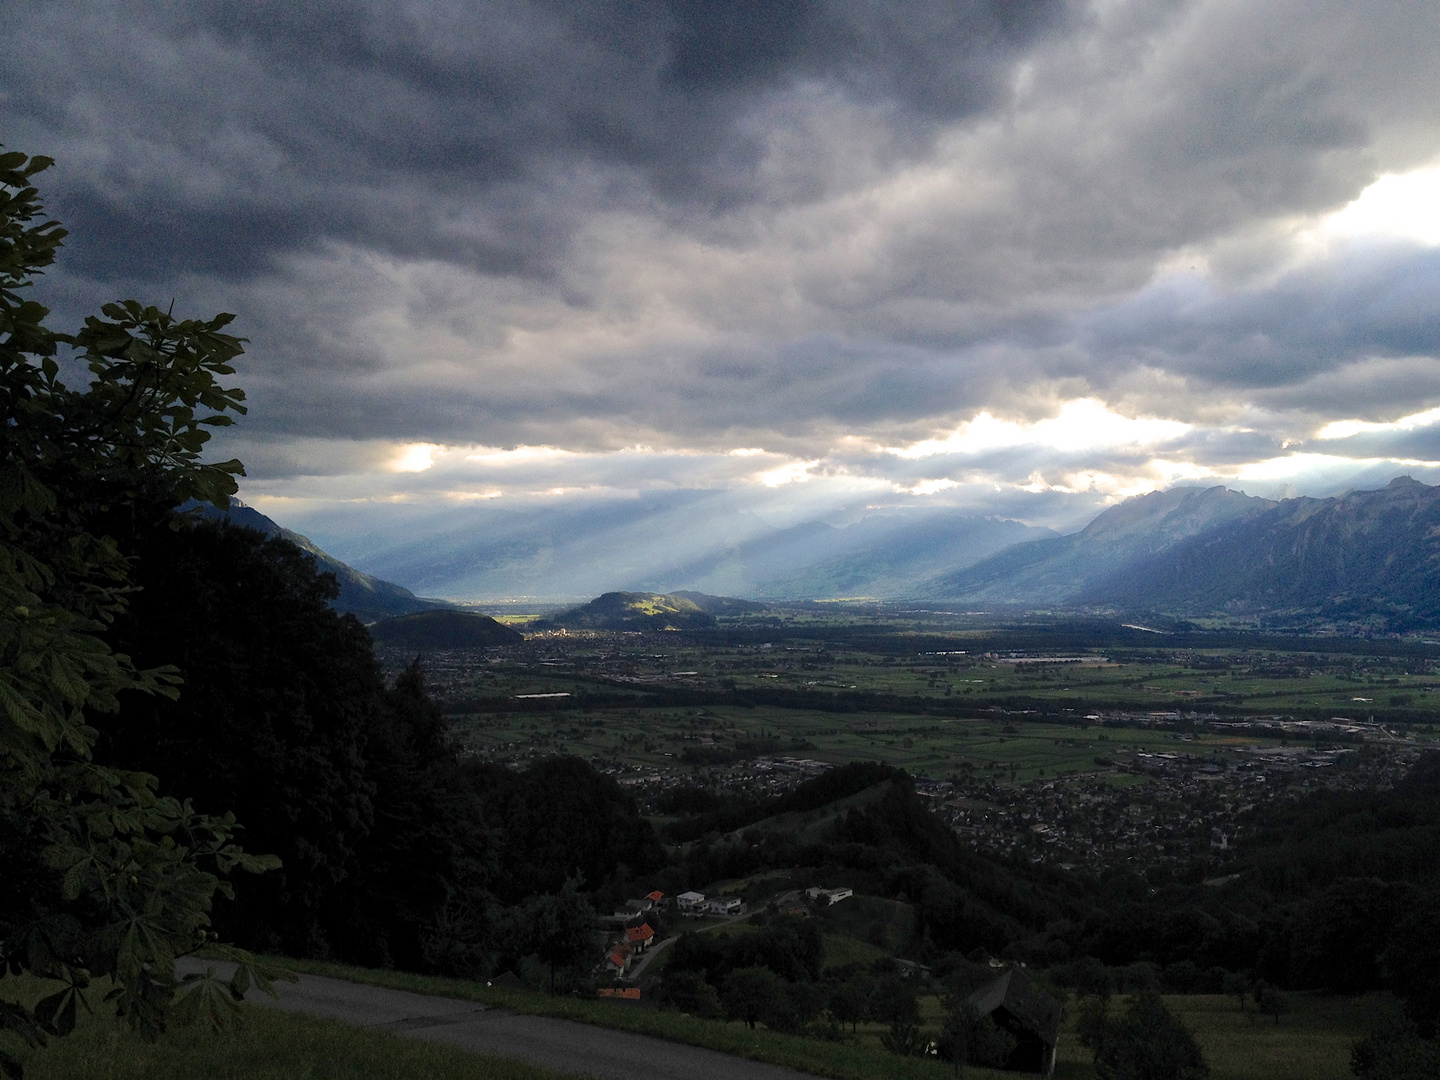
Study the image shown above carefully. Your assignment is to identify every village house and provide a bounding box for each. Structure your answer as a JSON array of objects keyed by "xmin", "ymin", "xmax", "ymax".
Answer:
[
  {"xmin": 676, "ymin": 890, "xmax": 706, "ymax": 913},
  {"xmin": 604, "ymin": 941, "xmax": 634, "ymax": 977},
  {"xmin": 707, "ymin": 896, "xmax": 743, "ymax": 916},
  {"xmin": 625, "ymin": 922, "xmax": 655, "ymax": 950},
  {"xmin": 806, "ymin": 886, "xmax": 853, "ymax": 905}
]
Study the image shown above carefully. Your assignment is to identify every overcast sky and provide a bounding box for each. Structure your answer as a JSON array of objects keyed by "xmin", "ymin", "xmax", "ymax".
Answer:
[{"xmin": 7, "ymin": 1, "xmax": 1440, "ymax": 585}]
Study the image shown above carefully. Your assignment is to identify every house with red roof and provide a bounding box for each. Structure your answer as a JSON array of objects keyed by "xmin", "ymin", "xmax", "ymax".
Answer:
[
  {"xmin": 625, "ymin": 923, "xmax": 656, "ymax": 950},
  {"xmin": 605, "ymin": 941, "xmax": 634, "ymax": 976}
]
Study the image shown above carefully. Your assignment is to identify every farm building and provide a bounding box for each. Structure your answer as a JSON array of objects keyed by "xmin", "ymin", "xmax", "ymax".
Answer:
[{"xmin": 964, "ymin": 965, "xmax": 1062, "ymax": 1077}]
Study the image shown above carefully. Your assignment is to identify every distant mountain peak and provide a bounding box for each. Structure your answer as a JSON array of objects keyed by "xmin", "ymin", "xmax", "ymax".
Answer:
[{"xmin": 1079, "ymin": 485, "xmax": 1274, "ymax": 541}]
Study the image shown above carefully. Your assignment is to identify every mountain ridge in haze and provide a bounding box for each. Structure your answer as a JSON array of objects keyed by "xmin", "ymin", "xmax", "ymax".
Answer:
[
  {"xmin": 330, "ymin": 502, "xmax": 1057, "ymax": 601},
  {"xmin": 1082, "ymin": 476, "xmax": 1440, "ymax": 626},
  {"xmin": 230, "ymin": 477, "xmax": 1440, "ymax": 629},
  {"xmin": 737, "ymin": 514, "xmax": 1055, "ymax": 599},
  {"xmin": 924, "ymin": 485, "xmax": 1278, "ymax": 603},
  {"xmin": 194, "ymin": 500, "xmax": 454, "ymax": 623},
  {"xmin": 923, "ymin": 477, "xmax": 1440, "ymax": 630}
]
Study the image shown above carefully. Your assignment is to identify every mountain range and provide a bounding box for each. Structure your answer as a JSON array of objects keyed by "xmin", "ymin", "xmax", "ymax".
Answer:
[
  {"xmin": 1077, "ymin": 476, "xmax": 1440, "ymax": 625},
  {"xmin": 728, "ymin": 514, "xmax": 1055, "ymax": 599},
  {"xmin": 212, "ymin": 477, "xmax": 1440, "ymax": 630},
  {"xmin": 925, "ymin": 484, "xmax": 1277, "ymax": 604},
  {"xmin": 926, "ymin": 476, "xmax": 1440, "ymax": 629}
]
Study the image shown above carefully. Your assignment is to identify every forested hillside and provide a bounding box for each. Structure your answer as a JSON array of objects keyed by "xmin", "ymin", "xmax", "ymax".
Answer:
[
  {"xmin": 536, "ymin": 591, "xmax": 719, "ymax": 630},
  {"xmin": 104, "ymin": 518, "xmax": 667, "ymax": 967}
]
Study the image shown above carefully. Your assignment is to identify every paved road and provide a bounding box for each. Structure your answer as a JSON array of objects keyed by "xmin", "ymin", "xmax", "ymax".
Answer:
[
  {"xmin": 622, "ymin": 934, "xmax": 675, "ymax": 980},
  {"xmin": 183, "ymin": 962, "xmax": 808, "ymax": 1080}
]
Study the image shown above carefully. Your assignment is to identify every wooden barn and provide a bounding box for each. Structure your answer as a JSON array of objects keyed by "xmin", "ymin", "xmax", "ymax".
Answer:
[{"xmin": 964, "ymin": 966, "xmax": 1063, "ymax": 1076}]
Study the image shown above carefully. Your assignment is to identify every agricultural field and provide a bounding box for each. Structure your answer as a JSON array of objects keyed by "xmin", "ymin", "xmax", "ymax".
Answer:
[
  {"xmin": 384, "ymin": 611, "xmax": 1440, "ymax": 875},
  {"xmin": 448, "ymin": 704, "xmax": 1155, "ymax": 777},
  {"xmin": 398, "ymin": 607, "xmax": 1440, "ymax": 732}
]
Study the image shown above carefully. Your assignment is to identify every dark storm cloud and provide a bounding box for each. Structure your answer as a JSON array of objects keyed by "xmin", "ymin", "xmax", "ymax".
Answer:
[
  {"xmin": 7, "ymin": 0, "xmax": 1440, "ymax": 556},
  {"xmin": 1266, "ymin": 357, "xmax": 1440, "ymax": 419},
  {"xmin": 2, "ymin": 0, "xmax": 1062, "ymax": 284},
  {"xmin": 1314, "ymin": 424, "xmax": 1440, "ymax": 463},
  {"xmin": 1082, "ymin": 243, "xmax": 1440, "ymax": 396}
]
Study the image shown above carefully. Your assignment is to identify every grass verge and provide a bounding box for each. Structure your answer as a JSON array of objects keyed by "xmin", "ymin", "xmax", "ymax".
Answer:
[
  {"xmin": 268, "ymin": 961, "xmax": 1400, "ymax": 1080},
  {"xmin": 3, "ymin": 990, "xmax": 585, "ymax": 1080},
  {"xmin": 266, "ymin": 956, "xmax": 998, "ymax": 1080}
]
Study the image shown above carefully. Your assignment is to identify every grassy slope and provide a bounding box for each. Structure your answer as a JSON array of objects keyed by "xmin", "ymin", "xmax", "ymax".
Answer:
[
  {"xmin": 5, "ymin": 992, "xmax": 579, "ymax": 1080},
  {"xmin": 817, "ymin": 895, "xmax": 916, "ymax": 955},
  {"xmin": 821, "ymin": 932, "xmax": 892, "ymax": 970}
]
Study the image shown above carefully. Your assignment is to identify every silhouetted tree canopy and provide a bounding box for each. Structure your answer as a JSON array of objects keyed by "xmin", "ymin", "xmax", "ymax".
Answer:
[
  {"xmin": 1082, "ymin": 992, "xmax": 1209, "ymax": 1080},
  {"xmin": 1, "ymin": 147, "xmax": 279, "ymax": 1072},
  {"xmin": 472, "ymin": 755, "xmax": 665, "ymax": 903},
  {"xmin": 104, "ymin": 520, "xmax": 496, "ymax": 969}
]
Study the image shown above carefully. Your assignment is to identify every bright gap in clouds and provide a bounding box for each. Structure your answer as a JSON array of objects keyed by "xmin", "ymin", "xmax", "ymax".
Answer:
[
  {"xmin": 896, "ymin": 478, "xmax": 962, "ymax": 496},
  {"xmin": 464, "ymin": 445, "xmax": 579, "ymax": 466},
  {"xmin": 757, "ymin": 459, "xmax": 822, "ymax": 487},
  {"xmin": 390, "ymin": 444, "xmax": 440, "ymax": 472},
  {"xmin": 1316, "ymin": 405, "xmax": 1440, "ymax": 440},
  {"xmin": 1320, "ymin": 163, "xmax": 1440, "ymax": 246},
  {"xmin": 1238, "ymin": 453, "xmax": 1440, "ymax": 483},
  {"xmin": 885, "ymin": 399, "xmax": 1192, "ymax": 459}
]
